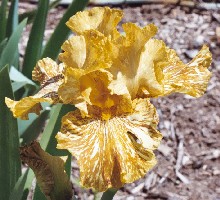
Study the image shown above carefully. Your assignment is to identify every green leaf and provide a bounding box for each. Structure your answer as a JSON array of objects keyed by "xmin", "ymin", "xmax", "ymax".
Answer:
[
  {"xmin": 10, "ymin": 66, "xmax": 37, "ymax": 95},
  {"xmin": 41, "ymin": 104, "xmax": 75, "ymax": 154},
  {"xmin": 0, "ymin": 19, "xmax": 27, "ymax": 70},
  {"xmin": 19, "ymin": 0, "xmax": 61, "ymax": 25},
  {"xmin": 10, "ymin": 66, "xmax": 36, "ymax": 85},
  {"xmin": 6, "ymin": 0, "xmax": 18, "ymax": 38},
  {"xmin": 18, "ymin": 102, "xmax": 49, "ymax": 136},
  {"xmin": 0, "ymin": 0, "xmax": 8, "ymax": 42},
  {"xmin": 101, "ymin": 188, "xmax": 118, "ymax": 200},
  {"xmin": 21, "ymin": 109, "xmax": 50, "ymax": 145},
  {"xmin": 12, "ymin": 81, "xmax": 32, "ymax": 93},
  {"xmin": 21, "ymin": 169, "xmax": 35, "ymax": 200},
  {"xmin": 22, "ymin": 0, "xmax": 50, "ymax": 79},
  {"xmin": 0, "ymin": 66, "xmax": 21, "ymax": 200},
  {"xmin": 42, "ymin": 0, "xmax": 89, "ymax": 59},
  {"xmin": 6, "ymin": 0, "xmax": 19, "ymax": 68},
  {"xmin": 0, "ymin": 38, "xmax": 7, "ymax": 55},
  {"xmin": 9, "ymin": 170, "xmax": 28, "ymax": 200}
]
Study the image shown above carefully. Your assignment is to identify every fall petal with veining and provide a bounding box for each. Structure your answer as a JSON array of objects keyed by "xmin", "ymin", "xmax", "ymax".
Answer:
[{"xmin": 56, "ymin": 99, "xmax": 162, "ymax": 191}]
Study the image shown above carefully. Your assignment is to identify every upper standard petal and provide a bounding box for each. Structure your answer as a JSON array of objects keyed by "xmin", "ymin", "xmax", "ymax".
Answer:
[{"xmin": 66, "ymin": 7, "xmax": 123, "ymax": 38}]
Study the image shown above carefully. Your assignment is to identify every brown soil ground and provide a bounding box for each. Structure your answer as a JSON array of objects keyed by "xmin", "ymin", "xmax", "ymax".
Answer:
[{"xmin": 19, "ymin": 1, "xmax": 220, "ymax": 200}]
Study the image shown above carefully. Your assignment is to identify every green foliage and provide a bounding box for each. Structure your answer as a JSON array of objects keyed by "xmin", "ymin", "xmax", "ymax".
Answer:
[
  {"xmin": 33, "ymin": 104, "xmax": 74, "ymax": 199},
  {"xmin": 101, "ymin": 188, "xmax": 118, "ymax": 200},
  {"xmin": 0, "ymin": 66, "xmax": 21, "ymax": 200},
  {"xmin": 6, "ymin": 0, "xmax": 18, "ymax": 38},
  {"xmin": 19, "ymin": 0, "xmax": 61, "ymax": 25},
  {"xmin": 0, "ymin": 19, "xmax": 27, "ymax": 70},
  {"xmin": 0, "ymin": 0, "xmax": 8, "ymax": 42},
  {"xmin": 9, "ymin": 170, "xmax": 29, "ymax": 200},
  {"xmin": 22, "ymin": 0, "xmax": 50, "ymax": 79},
  {"xmin": 42, "ymin": 0, "xmax": 89, "ymax": 59}
]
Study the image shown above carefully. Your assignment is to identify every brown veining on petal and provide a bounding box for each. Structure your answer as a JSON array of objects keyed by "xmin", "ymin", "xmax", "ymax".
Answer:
[
  {"xmin": 5, "ymin": 59, "xmax": 64, "ymax": 120},
  {"xmin": 56, "ymin": 98, "xmax": 162, "ymax": 191},
  {"xmin": 32, "ymin": 58, "xmax": 64, "ymax": 85}
]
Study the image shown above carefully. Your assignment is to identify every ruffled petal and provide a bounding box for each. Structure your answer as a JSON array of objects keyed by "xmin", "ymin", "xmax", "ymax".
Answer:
[
  {"xmin": 58, "ymin": 67, "xmax": 83, "ymax": 105},
  {"xmin": 121, "ymin": 23, "xmax": 158, "ymax": 50},
  {"xmin": 162, "ymin": 45, "xmax": 212, "ymax": 97},
  {"xmin": 59, "ymin": 31, "xmax": 114, "ymax": 72},
  {"xmin": 5, "ymin": 58, "xmax": 64, "ymax": 120},
  {"xmin": 135, "ymin": 39, "xmax": 166, "ymax": 97},
  {"xmin": 66, "ymin": 7, "xmax": 123, "ymax": 38},
  {"xmin": 59, "ymin": 36, "xmax": 86, "ymax": 69},
  {"xmin": 110, "ymin": 38, "xmax": 166, "ymax": 99},
  {"xmin": 5, "ymin": 97, "xmax": 51, "ymax": 120},
  {"xmin": 59, "ymin": 67, "xmax": 132, "ymax": 119},
  {"xmin": 56, "ymin": 98, "xmax": 162, "ymax": 191},
  {"xmin": 32, "ymin": 57, "xmax": 64, "ymax": 84}
]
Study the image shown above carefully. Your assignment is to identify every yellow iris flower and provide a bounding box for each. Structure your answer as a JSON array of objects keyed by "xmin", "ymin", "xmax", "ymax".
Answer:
[{"xmin": 5, "ymin": 7, "xmax": 211, "ymax": 192}]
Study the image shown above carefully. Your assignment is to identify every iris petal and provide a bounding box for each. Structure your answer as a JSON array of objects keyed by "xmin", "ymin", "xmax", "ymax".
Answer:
[
  {"xmin": 56, "ymin": 98, "xmax": 161, "ymax": 191},
  {"xmin": 162, "ymin": 45, "xmax": 212, "ymax": 97},
  {"xmin": 5, "ymin": 58, "xmax": 63, "ymax": 120},
  {"xmin": 66, "ymin": 7, "xmax": 123, "ymax": 38}
]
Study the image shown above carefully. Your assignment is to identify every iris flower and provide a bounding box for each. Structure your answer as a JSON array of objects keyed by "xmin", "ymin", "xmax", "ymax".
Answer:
[{"xmin": 5, "ymin": 7, "xmax": 211, "ymax": 192}]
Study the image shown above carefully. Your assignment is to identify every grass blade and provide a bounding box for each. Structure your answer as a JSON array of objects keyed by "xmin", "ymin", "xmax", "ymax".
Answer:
[
  {"xmin": 42, "ymin": 0, "xmax": 89, "ymax": 59},
  {"xmin": 0, "ymin": 19, "xmax": 27, "ymax": 70},
  {"xmin": 6, "ymin": 0, "xmax": 18, "ymax": 38},
  {"xmin": 21, "ymin": 169, "xmax": 35, "ymax": 200},
  {"xmin": 0, "ymin": 66, "xmax": 21, "ymax": 200},
  {"xmin": 0, "ymin": 38, "xmax": 7, "ymax": 55},
  {"xmin": 21, "ymin": 109, "xmax": 49, "ymax": 145},
  {"xmin": 101, "ymin": 188, "xmax": 118, "ymax": 200},
  {"xmin": 6, "ymin": 0, "xmax": 19, "ymax": 68},
  {"xmin": 0, "ymin": 0, "xmax": 8, "ymax": 42},
  {"xmin": 9, "ymin": 170, "xmax": 28, "ymax": 200},
  {"xmin": 19, "ymin": 0, "xmax": 61, "ymax": 25},
  {"xmin": 22, "ymin": 0, "xmax": 49, "ymax": 79}
]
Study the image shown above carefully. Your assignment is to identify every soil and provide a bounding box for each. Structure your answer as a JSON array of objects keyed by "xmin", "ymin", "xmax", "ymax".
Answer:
[{"xmin": 18, "ymin": 1, "xmax": 220, "ymax": 200}]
